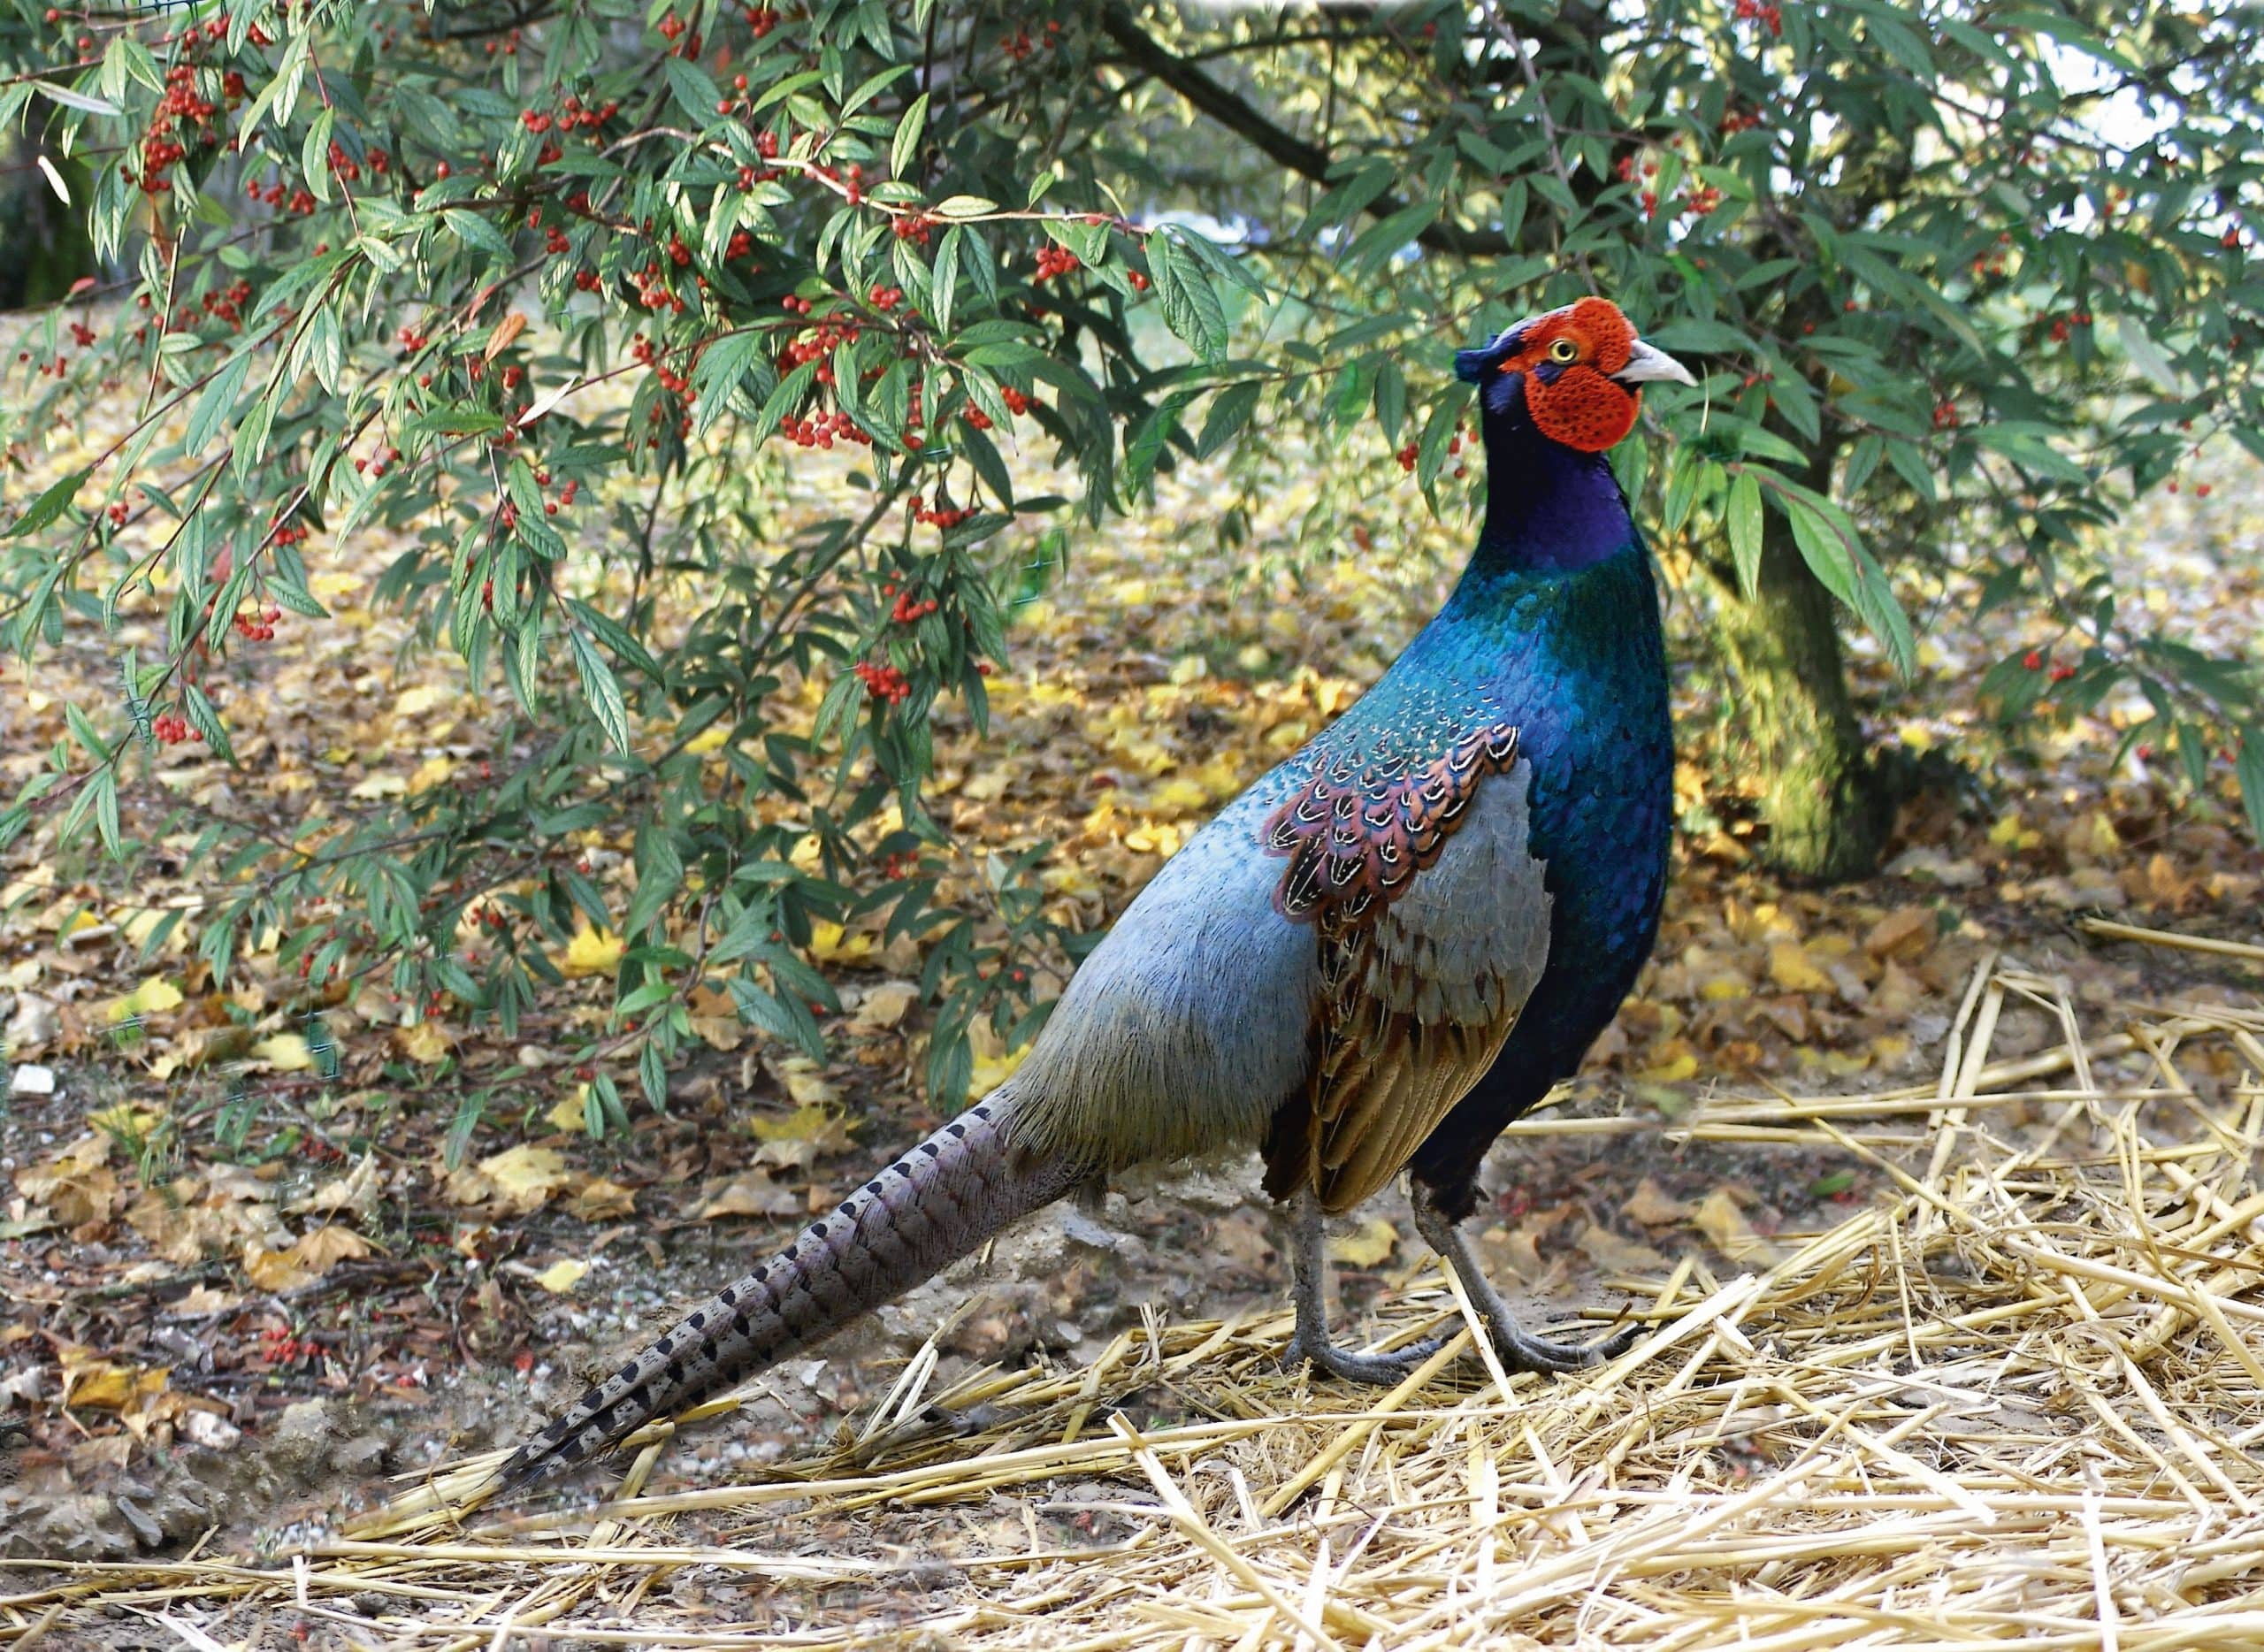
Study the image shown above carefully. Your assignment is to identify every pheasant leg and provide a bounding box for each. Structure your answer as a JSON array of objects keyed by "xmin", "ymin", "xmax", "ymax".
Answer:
[
  {"xmin": 1411, "ymin": 1186, "xmax": 1638, "ymax": 1373},
  {"xmin": 1282, "ymin": 1189, "xmax": 1443, "ymax": 1384}
]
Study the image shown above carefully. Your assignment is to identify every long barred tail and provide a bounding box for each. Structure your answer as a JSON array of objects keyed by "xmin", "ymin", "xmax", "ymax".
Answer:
[{"xmin": 491, "ymin": 1097, "xmax": 1079, "ymax": 1496}]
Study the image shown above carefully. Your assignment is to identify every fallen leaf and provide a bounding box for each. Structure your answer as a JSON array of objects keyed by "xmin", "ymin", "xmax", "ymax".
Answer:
[
  {"xmin": 1621, "ymin": 1178, "xmax": 1694, "ymax": 1227},
  {"xmin": 286, "ymin": 1154, "xmax": 381, "ymax": 1218},
  {"xmin": 697, "ymin": 1169, "xmax": 800, "ymax": 1219},
  {"xmin": 474, "ymin": 1144, "xmax": 572, "ymax": 1213},
  {"xmin": 251, "ymin": 1033, "xmax": 315, "ymax": 1071},
  {"xmin": 567, "ymin": 1176, "xmax": 637, "ymax": 1221},
  {"xmin": 850, "ymin": 979, "xmax": 920, "ymax": 1033},
  {"xmin": 106, "ymin": 975, "xmax": 184, "ymax": 1022},
  {"xmin": 1327, "ymin": 1215, "xmax": 1399, "ymax": 1269},
  {"xmin": 532, "ymin": 1258, "xmax": 587, "ymax": 1294},
  {"xmin": 1766, "ymin": 941, "xmax": 1832, "ymax": 993},
  {"xmin": 1694, "ymin": 1189, "xmax": 1782, "ymax": 1264},
  {"xmin": 767, "ymin": 1059, "xmax": 839, "ymax": 1108},
  {"xmin": 970, "ymin": 1041, "xmax": 1031, "ymax": 1098},
  {"xmin": 398, "ymin": 1021, "xmax": 454, "ymax": 1064},
  {"xmin": 750, "ymin": 1102, "xmax": 854, "ymax": 1170},
  {"xmin": 1578, "ymin": 1221, "xmax": 1672, "ymax": 1275},
  {"xmin": 562, "ymin": 926, "xmax": 625, "ymax": 976}
]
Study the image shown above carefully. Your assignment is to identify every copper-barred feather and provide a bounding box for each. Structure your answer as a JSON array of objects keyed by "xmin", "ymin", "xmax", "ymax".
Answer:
[
  {"xmin": 1262, "ymin": 721, "xmax": 1521, "ymax": 937},
  {"xmin": 490, "ymin": 1098, "xmax": 1080, "ymax": 1495}
]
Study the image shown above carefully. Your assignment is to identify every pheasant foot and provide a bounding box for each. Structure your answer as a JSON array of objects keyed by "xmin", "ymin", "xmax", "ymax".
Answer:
[
  {"xmin": 1412, "ymin": 1185, "xmax": 1638, "ymax": 1374},
  {"xmin": 1281, "ymin": 1188, "xmax": 1444, "ymax": 1385}
]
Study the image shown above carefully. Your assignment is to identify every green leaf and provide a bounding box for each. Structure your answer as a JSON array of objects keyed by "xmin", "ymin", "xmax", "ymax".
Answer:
[
  {"xmin": 1197, "ymin": 381, "xmax": 1262, "ymax": 459},
  {"xmin": 5, "ymin": 466, "xmax": 91, "ymax": 539},
  {"xmin": 1148, "ymin": 233, "xmax": 1228, "ymax": 361},
  {"xmin": 569, "ymin": 628, "xmax": 632, "ymax": 752},
  {"xmin": 1726, "ymin": 469, "xmax": 1764, "ymax": 599},
  {"xmin": 890, "ymin": 90, "xmax": 929, "ymax": 180}
]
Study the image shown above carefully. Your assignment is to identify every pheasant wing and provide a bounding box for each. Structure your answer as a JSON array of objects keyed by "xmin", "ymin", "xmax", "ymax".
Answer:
[{"xmin": 1262, "ymin": 720, "xmax": 1552, "ymax": 1213}]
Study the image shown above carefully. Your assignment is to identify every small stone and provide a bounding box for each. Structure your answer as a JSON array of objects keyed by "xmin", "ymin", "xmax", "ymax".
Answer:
[
  {"xmin": 6, "ymin": 1064, "xmax": 55, "ymax": 1097},
  {"xmin": 182, "ymin": 1411, "xmax": 241, "ymax": 1450}
]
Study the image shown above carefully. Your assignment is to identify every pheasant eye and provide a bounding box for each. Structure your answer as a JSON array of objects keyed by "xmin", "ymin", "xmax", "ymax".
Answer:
[{"xmin": 1548, "ymin": 338, "xmax": 1580, "ymax": 364}]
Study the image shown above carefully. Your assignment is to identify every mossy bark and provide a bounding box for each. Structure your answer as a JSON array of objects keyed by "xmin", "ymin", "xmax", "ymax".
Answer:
[{"xmin": 1708, "ymin": 512, "xmax": 1888, "ymax": 883}]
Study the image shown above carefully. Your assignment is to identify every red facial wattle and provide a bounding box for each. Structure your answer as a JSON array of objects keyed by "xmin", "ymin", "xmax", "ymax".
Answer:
[
  {"xmin": 1526, "ymin": 368, "xmax": 1641, "ymax": 452},
  {"xmin": 1495, "ymin": 295, "xmax": 1645, "ymax": 454}
]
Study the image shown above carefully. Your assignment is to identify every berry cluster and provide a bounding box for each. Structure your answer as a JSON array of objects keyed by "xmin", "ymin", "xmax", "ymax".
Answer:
[
  {"xmin": 744, "ymin": 5, "xmax": 782, "ymax": 36},
  {"xmin": 1001, "ymin": 385, "xmax": 1031, "ymax": 415},
  {"xmin": 1732, "ymin": 0, "xmax": 1785, "ymax": 34},
  {"xmin": 1931, "ymin": 401, "xmax": 1960, "ymax": 430},
  {"xmin": 1396, "ymin": 443, "xmax": 1419, "ymax": 472},
  {"xmin": 888, "ymin": 586, "xmax": 940, "ymax": 623},
  {"xmin": 868, "ymin": 282, "xmax": 905, "ymax": 310},
  {"xmin": 235, "ymin": 604, "xmax": 283, "ymax": 643},
  {"xmin": 908, "ymin": 494, "xmax": 975, "ymax": 530},
  {"xmin": 2046, "ymin": 310, "xmax": 2092, "ymax": 343},
  {"xmin": 136, "ymin": 62, "xmax": 220, "ymax": 195},
  {"xmin": 1719, "ymin": 107, "xmax": 1763, "ymax": 134},
  {"xmin": 892, "ymin": 212, "xmax": 939, "ymax": 247},
  {"xmin": 855, "ymin": 660, "xmax": 913, "ymax": 704},
  {"xmin": 152, "ymin": 712, "xmax": 203, "ymax": 746},
  {"xmin": 258, "ymin": 1328, "xmax": 322, "ymax": 1367},
  {"xmin": 779, "ymin": 409, "xmax": 872, "ymax": 449},
  {"xmin": 250, "ymin": 174, "xmax": 320, "ymax": 216},
  {"xmin": 1032, "ymin": 244, "xmax": 1082, "ymax": 283},
  {"xmin": 1000, "ymin": 19, "xmax": 1062, "ymax": 59}
]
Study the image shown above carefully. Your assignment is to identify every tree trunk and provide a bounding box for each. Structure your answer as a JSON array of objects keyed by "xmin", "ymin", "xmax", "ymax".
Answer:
[{"xmin": 1706, "ymin": 514, "xmax": 1887, "ymax": 882}]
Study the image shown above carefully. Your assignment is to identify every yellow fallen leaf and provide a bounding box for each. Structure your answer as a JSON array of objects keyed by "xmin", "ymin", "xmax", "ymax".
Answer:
[
  {"xmin": 61, "ymin": 1354, "xmax": 167, "ymax": 1413},
  {"xmin": 348, "ymin": 773, "xmax": 409, "ymax": 799},
  {"xmin": 398, "ymin": 1020, "xmax": 454, "ymax": 1064},
  {"xmin": 750, "ymin": 1100, "xmax": 854, "ymax": 1169},
  {"xmin": 768, "ymin": 1059, "xmax": 840, "ymax": 1109},
  {"xmin": 394, "ymin": 684, "xmax": 447, "ymax": 718},
  {"xmin": 251, "ymin": 1033, "xmax": 315, "ymax": 1071},
  {"xmin": 546, "ymin": 1090, "xmax": 593, "ymax": 1133},
  {"xmin": 684, "ymin": 723, "xmax": 731, "ymax": 754},
  {"xmin": 477, "ymin": 1143, "xmax": 571, "ymax": 1213},
  {"xmin": 1150, "ymin": 777, "xmax": 1211, "ymax": 816},
  {"xmin": 1694, "ymin": 1189, "xmax": 1781, "ymax": 1264},
  {"xmin": 562, "ymin": 925, "xmax": 625, "ymax": 976},
  {"xmin": 567, "ymin": 1177, "xmax": 637, "ymax": 1221},
  {"xmin": 532, "ymin": 1258, "xmax": 588, "ymax": 1294},
  {"xmin": 807, "ymin": 921, "xmax": 875, "ymax": 966},
  {"xmin": 1327, "ymin": 1215, "xmax": 1400, "ymax": 1269},
  {"xmin": 970, "ymin": 1042, "xmax": 1031, "ymax": 1099},
  {"xmin": 409, "ymin": 754, "xmax": 457, "ymax": 792},
  {"xmin": 107, "ymin": 976, "xmax": 184, "ymax": 1022},
  {"xmin": 1766, "ymin": 941, "xmax": 1832, "ymax": 993}
]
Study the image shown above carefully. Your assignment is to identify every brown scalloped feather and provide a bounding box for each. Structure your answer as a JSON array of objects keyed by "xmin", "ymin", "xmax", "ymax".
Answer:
[{"xmin": 1262, "ymin": 720, "xmax": 1521, "ymax": 937}]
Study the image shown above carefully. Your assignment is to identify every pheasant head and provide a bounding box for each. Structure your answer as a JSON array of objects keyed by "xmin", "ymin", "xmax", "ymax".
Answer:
[{"xmin": 1455, "ymin": 297, "xmax": 1694, "ymax": 454}]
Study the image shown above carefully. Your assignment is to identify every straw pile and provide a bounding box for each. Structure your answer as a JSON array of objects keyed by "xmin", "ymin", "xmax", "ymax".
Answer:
[{"xmin": 7, "ymin": 929, "xmax": 2264, "ymax": 1648}]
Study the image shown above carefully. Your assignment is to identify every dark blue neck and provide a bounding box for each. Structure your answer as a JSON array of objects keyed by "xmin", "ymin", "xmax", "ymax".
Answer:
[{"xmin": 1470, "ymin": 417, "xmax": 1634, "ymax": 577}]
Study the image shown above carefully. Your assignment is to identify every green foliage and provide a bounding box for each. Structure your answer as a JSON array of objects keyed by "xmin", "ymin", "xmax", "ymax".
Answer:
[{"xmin": 1, "ymin": 0, "xmax": 2260, "ymax": 1120}]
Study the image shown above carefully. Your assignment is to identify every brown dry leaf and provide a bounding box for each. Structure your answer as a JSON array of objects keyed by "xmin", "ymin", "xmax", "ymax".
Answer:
[
  {"xmin": 294, "ymin": 1225, "xmax": 374, "ymax": 1270},
  {"xmin": 1578, "ymin": 1221, "xmax": 1672, "ymax": 1276},
  {"xmin": 697, "ymin": 1169, "xmax": 800, "ymax": 1220},
  {"xmin": 243, "ymin": 1242, "xmax": 316, "ymax": 1292},
  {"xmin": 1694, "ymin": 1189, "xmax": 1783, "ymax": 1264},
  {"xmin": 1621, "ymin": 1178, "xmax": 1694, "ymax": 1228},
  {"xmin": 567, "ymin": 1176, "xmax": 637, "ymax": 1221},
  {"xmin": 686, "ymin": 983, "xmax": 744, "ymax": 1051},
  {"xmin": 1327, "ymin": 1215, "xmax": 1400, "ymax": 1269},
  {"xmin": 285, "ymin": 1153, "xmax": 381, "ymax": 1218},
  {"xmin": 15, "ymin": 1135, "xmax": 119, "ymax": 1229},
  {"xmin": 1863, "ymin": 906, "xmax": 1935, "ymax": 961},
  {"xmin": 483, "ymin": 308, "xmax": 528, "ymax": 360},
  {"xmin": 850, "ymin": 979, "xmax": 921, "ymax": 1033}
]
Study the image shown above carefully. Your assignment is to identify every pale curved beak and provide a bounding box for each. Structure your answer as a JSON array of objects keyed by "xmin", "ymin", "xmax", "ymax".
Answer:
[{"xmin": 1613, "ymin": 339, "xmax": 1697, "ymax": 387}]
